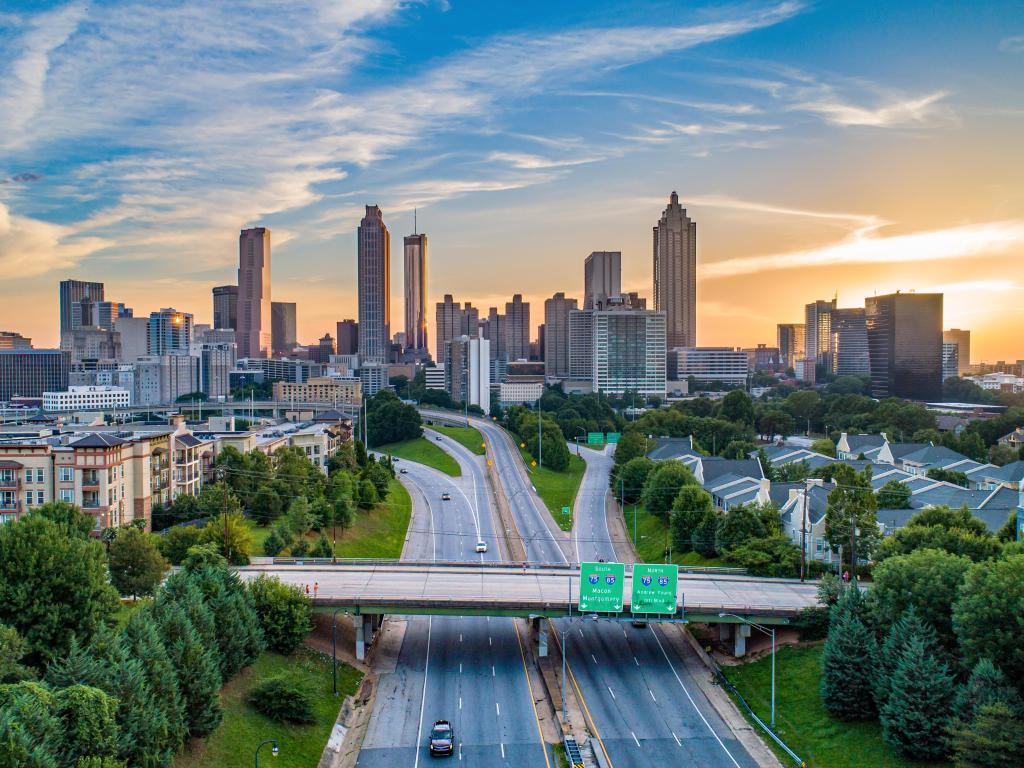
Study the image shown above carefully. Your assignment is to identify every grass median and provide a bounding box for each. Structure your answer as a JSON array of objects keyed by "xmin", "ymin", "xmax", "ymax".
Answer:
[
  {"xmin": 431, "ymin": 424, "xmax": 487, "ymax": 455},
  {"xmin": 172, "ymin": 647, "xmax": 362, "ymax": 768},
  {"xmin": 629, "ymin": 503, "xmax": 730, "ymax": 568},
  {"xmin": 723, "ymin": 644, "xmax": 947, "ymax": 768},
  {"xmin": 517, "ymin": 446, "xmax": 585, "ymax": 532},
  {"xmin": 378, "ymin": 436, "xmax": 461, "ymax": 477}
]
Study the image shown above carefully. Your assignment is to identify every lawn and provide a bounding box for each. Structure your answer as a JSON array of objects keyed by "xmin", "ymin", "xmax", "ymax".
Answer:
[
  {"xmin": 518, "ymin": 446, "xmax": 585, "ymax": 532},
  {"xmin": 629, "ymin": 504, "xmax": 731, "ymax": 568},
  {"xmin": 244, "ymin": 519, "xmax": 273, "ymax": 552},
  {"xmin": 112, "ymin": 599, "xmax": 148, "ymax": 628},
  {"xmin": 172, "ymin": 648, "xmax": 362, "ymax": 768},
  {"xmin": 724, "ymin": 644, "xmax": 948, "ymax": 768},
  {"xmin": 431, "ymin": 424, "xmax": 487, "ymax": 455},
  {"xmin": 378, "ymin": 436, "xmax": 461, "ymax": 477}
]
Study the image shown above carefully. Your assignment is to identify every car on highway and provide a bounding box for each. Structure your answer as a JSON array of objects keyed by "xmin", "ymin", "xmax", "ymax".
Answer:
[
  {"xmin": 435, "ymin": 435, "xmax": 443, "ymax": 441},
  {"xmin": 399, "ymin": 468, "xmax": 408, "ymax": 474},
  {"xmin": 631, "ymin": 620, "xmax": 648, "ymax": 628},
  {"xmin": 475, "ymin": 540, "xmax": 487, "ymax": 553},
  {"xmin": 441, "ymin": 492, "xmax": 451, "ymax": 501},
  {"xmin": 428, "ymin": 720, "xmax": 454, "ymax": 757}
]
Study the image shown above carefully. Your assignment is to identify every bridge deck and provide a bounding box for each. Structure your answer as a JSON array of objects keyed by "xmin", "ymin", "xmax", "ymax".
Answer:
[{"xmin": 235, "ymin": 564, "xmax": 820, "ymax": 622}]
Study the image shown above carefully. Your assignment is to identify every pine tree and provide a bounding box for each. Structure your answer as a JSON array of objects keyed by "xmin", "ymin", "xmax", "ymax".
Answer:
[
  {"xmin": 820, "ymin": 588, "xmax": 878, "ymax": 720},
  {"xmin": 0, "ymin": 681, "xmax": 61, "ymax": 767},
  {"xmin": 123, "ymin": 607, "xmax": 186, "ymax": 762},
  {"xmin": 880, "ymin": 634, "xmax": 955, "ymax": 759},
  {"xmin": 159, "ymin": 573, "xmax": 220, "ymax": 668},
  {"xmin": 873, "ymin": 607, "xmax": 941, "ymax": 712},
  {"xmin": 52, "ymin": 684, "xmax": 120, "ymax": 765},
  {"xmin": 153, "ymin": 600, "xmax": 223, "ymax": 737},
  {"xmin": 184, "ymin": 567, "xmax": 264, "ymax": 680},
  {"xmin": 952, "ymin": 657, "xmax": 1023, "ymax": 726},
  {"xmin": 45, "ymin": 635, "xmax": 103, "ymax": 687},
  {"xmin": 952, "ymin": 703, "xmax": 1024, "ymax": 768}
]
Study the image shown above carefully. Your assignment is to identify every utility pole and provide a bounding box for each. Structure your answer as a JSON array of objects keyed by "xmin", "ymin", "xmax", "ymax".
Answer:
[
  {"xmin": 800, "ymin": 480, "xmax": 808, "ymax": 582},
  {"xmin": 849, "ymin": 503, "xmax": 857, "ymax": 582},
  {"xmin": 536, "ymin": 398, "xmax": 543, "ymax": 469}
]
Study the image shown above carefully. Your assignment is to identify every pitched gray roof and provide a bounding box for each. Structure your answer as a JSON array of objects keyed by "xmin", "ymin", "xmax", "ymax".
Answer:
[
  {"xmin": 844, "ymin": 434, "xmax": 886, "ymax": 452},
  {"xmin": 900, "ymin": 445, "xmax": 970, "ymax": 467},
  {"xmin": 978, "ymin": 460, "xmax": 1024, "ymax": 484},
  {"xmin": 646, "ymin": 437, "xmax": 698, "ymax": 461},
  {"xmin": 70, "ymin": 433, "xmax": 127, "ymax": 448}
]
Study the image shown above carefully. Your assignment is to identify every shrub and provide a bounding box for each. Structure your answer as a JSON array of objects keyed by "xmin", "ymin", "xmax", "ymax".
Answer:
[
  {"xmin": 248, "ymin": 575, "xmax": 312, "ymax": 654},
  {"xmin": 248, "ymin": 675, "xmax": 315, "ymax": 724},
  {"xmin": 156, "ymin": 525, "xmax": 203, "ymax": 566},
  {"xmin": 262, "ymin": 529, "xmax": 285, "ymax": 557},
  {"xmin": 793, "ymin": 606, "xmax": 830, "ymax": 641}
]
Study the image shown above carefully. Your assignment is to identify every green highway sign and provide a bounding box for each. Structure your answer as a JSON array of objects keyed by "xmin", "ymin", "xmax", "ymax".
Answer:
[
  {"xmin": 587, "ymin": 432, "xmax": 604, "ymax": 445},
  {"xmin": 579, "ymin": 561, "xmax": 625, "ymax": 612},
  {"xmin": 561, "ymin": 506, "xmax": 571, "ymax": 516},
  {"xmin": 606, "ymin": 432, "xmax": 621, "ymax": 444},
  {"xmin": 631, "ymin": 563, "xmax": 679, "ymax": 615}
]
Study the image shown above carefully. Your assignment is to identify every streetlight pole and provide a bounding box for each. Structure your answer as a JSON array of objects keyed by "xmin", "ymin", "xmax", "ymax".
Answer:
[
  {"xmin": 536, "ymin": 397, "xmax": 543, "ymax": 469},
  {"xmin": 720, "ymin": 613, "xmax": 776, "ymax": 730},
  {"xmin": 575, "ymin": 427, "xmax": 585, "ymax": 456},
  {"xmin": 254, "ymin": 738, "xmax": 278, "ymax": 767}
]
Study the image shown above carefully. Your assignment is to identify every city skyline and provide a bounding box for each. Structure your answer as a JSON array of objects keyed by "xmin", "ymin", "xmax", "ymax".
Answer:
[{"xmin": 1, "ymin": 1, "xmax": 1023, "ymax": 361}]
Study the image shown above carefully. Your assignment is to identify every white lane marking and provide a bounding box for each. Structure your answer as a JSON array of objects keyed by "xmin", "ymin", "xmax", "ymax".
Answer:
[
  {"xmin": 492, "ymin": 665, "xmax": 496, "ymax": 677},
  {"xmin": 412, "ymin": 616, "xmax": 432, "ymax": 768},
  {"xmin": 650, "ymin": 626, "xmax": 742, "ymax": 768},
  {"xmin": 631, "ymin": 731, "xmax": 641, "ymax": 748},
  {"xmin": 579, "ymin": 628, "xmax": 584, "ymax": 638},
  {"xmin": 460, "ymin": 633, "xmax": 463, "ymax": 642},
  {"xmin": 649, "ymin": 689, "xmax": 657, "ymax": 703},
  {"xmin": 459, "ymin": 696, "xmax": 462, "ymax": 709},
  {"xmin": 608, "ymin": 686, "xmax": 616, "ymax": 700},
  {"xmin": 500, "ymin": 743, "xmax": 505, "ymax": 759},
  {"xmin": 459, "ymin": 663, "xmax": 462, "ymax": 674},
  {"xmin": 489, "ymin": 636, "xmax": 492, "ymax": 646},
  {"xmin": 459, "ymin": 743, "xmax": 462, "ymax": 761},
  {"xmin": 673, "ymin": 732, "xmax": 682, "ymax": 747},
  {"xmin": 496, "ymin": 701, "xmax": 501, "ymax": 716},
  {"xmin": 634, "ymin": 656, "xmax": 640, "ymax": 666},
  {"xmin": 591, "ymin": 653, "xmax": 598, "ymax": 664}
]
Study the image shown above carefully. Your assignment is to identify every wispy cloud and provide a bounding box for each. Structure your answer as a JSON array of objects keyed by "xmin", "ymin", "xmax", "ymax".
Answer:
[
  {"xmin": 999, "ymin": 35, "xmax": 1024, "ymax": 53},
  {"xmin": 793, "ymin": 90, "xmax": 951, "ymax": 127},
  {"xmin": 703, "ymin": 220, "xmax": 1024, "ymax": 279},
  {"xmin": 487, "ymin": 151, "xmax": 604, "ymax": 169},
  {"xmin": 0, "ymin": 202, "xmax": 108, "ymax": 276}
]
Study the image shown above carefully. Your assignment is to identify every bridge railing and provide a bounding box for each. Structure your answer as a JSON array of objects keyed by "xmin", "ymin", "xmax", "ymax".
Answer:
[{"xmin": 266, "ymin": 557, "xmax": 746, "ymax": 575}]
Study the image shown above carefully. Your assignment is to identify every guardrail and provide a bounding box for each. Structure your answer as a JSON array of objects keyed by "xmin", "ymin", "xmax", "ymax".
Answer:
[{"xmin": 715, "ymin": 665, "xmax": 805, "ymax": 766}]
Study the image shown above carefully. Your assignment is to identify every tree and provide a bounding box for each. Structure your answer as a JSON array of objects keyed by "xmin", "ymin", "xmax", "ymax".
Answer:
[
  {"xmin": 199, "ymin": 511, "xmax": 252, "ymax": 565},
  {"xmin": 357, "ymin": 479, "xmax": 378, "ymax": 509},
  {"xmin": 669, "ymin": 487, "xmax": 713, "ymax": 553},
  {"xmin": 757, "ymin": 409, "xmax": 795, "ymax": 440},
  {"xmin": 876, "ymin": 479, "xmax": 912, "ymax": 509},
  {"xmin": 641, "ymin": 462, "xmax": 697, "ymax": 517},
  {"xmin": 951, "ymin": 658, "xmax": 1023, "ymax": 728},
  {"xmin": 248, "ymin": 574, "xmax": 313, "ymax": 654},
  {"xmin": 31, "ymin": 501, "xmax": 96, "ymax": 538},
  {"xmin": 611, "ymin": 430, "xmax": 649, "ymax": 469},
  {"xmin": 873, "ymin": 607, "xmax": 941, "ymax": 713},
  {"xmin": 719, "ymin": 390, "xmax": 755, "ymax": 426},
  {"xmin": 363, "ymin": 461, "xmax": 392, "ymax": 501},
  {"xmin": 285, "ymin": 497, "xmax": 315, "ymax": 539},
  {"xmin": 332, "ymin": 495, "xmax": 355, "ymax": 531},
  {"xmin": 0, "ymin": 681, "xmax": 62, "ymax": 766},
  {"xmin": 366, "ymin": 390, "xmax": 422, "ymax": 446},
  {"xmin": 726, "ymin": 536, "xmax": 801, "ymax": 577},
  {"xmin": 820, "ymin": 588, "xmax": 877, "ymax": 720},
  {"xmin": 958, "ymin": 431, "xmax": 987, "ymax": 462},
  {"xmin": 952, "ymin": 703, "xmax": 1024, "ymax": 768},
  {"xmin": 880, "ymin": 633, "xmax": 955, "ymax": 759},
  {"xmin": 249, "ymin": 485, "xmax": 284, "ymax": 527},
  {"xmin": 953, "ymin": 555, "xmax": 1024, "ymax": 686},
  {"xmin": 871, "ymin": 548, "xmax": 971, "ymax": 652},
  {"xmin": 0, "ymin": 624, "xmax": 34, "ymax": 684},
  {"xmin": 262, "ymin": 528, "xmax": 285, "ymax": 557},
  {"xmin": 988, "ymin": 444, "xmax": 1018, "ymax": 467},
  {"xmin": 616, "ymin": 457, "xmax": 656, "ymax": 503},
  {"xmin": 0, "ymin": 516, "xmax": 119, "ymax": 664},
  {"xmin": 824, "ymin": 464, "xmax": 880, "ymax": 571},
  {"xmin": 926, "ymin": 467, "xmax": 969, "ymax": 487},
  {"xmin": 715, "ymin": 502, "xmax": 781, "ymax": 552},
  {"xmin": 108, "ymin": 527, "xmax": 169, "ymax": 600},
  {"xmin": 785, "ymin": 390, "xmax": 821, "ymax": 432},
  {"xmin": 183, "ymin": 566, "xmax": 264, "ymax": 680},
  {"xmin": 53, "ymin": 684, "xmax": 120, "ymax": 765},
  {"xmin": 151, "ymin": 494, "xmax": 201, "ymax": 532},
  {"xmin": 152, "ymin": 599, "xmax": 222, "ymax": 737},
  {"xmin": 197, "ymin": 482, "xmax": 243, "ymax": 520},
  {"xmin": 249, "ymin": 676, "xmax": 316, "ymax": 724},
  {"xmin": 811, "ymin": 438, "xmax": 836, "ymax": 458},
  {"xmin": 876, "ymin": 508, "xmax": 1001, "ymax": 563},
  {"xmin": 155, "ymin": 525, "xmax": 203, "ymax": 566}
]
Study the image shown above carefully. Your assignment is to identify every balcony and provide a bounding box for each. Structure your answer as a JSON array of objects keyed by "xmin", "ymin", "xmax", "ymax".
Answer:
[{"xmin": 81, "ymin": 471, "xmax": 101, "ymax": 490}]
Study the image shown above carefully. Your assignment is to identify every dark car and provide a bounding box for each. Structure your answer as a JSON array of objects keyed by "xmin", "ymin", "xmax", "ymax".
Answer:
[{"xmin": 428, "ymin": 719, "xmax": 454, "ymax": 757}]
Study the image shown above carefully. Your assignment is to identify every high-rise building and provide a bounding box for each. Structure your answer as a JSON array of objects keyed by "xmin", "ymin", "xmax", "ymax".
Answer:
[
  {"xmin": 147, "ymin": 308, "xmax": 193, "ymax": 356},
  {"xmin": 435, "ymin": 295, "xmax": 479, "ymax": 357},
  {"xmin": 653, "ymin": 192, "xmax": 697, "ymax": 348},
  {"xmin": 212, "ymin": 285, "xmax": 238, "ymax": 330},
  {"xmin": 198, "ymin": 342, "xmax": 236, "ymax": 399},
  {"xmin": 568, "ymin": 309, "xmax": 595, "ymax": 381},
  {"xmin": 942, "ymin": 342, "xmax": 959, "ymax": 384},
  {"xmin": 59, "ymin": 280, "xmax": 104, "ymax": 337},
  {"xmin": 544, "ymin": 292, "xmax": 577, "ymax": 379},
  {"xmin": 865, "ymin": 292, "xmax": 943, "ymax": 401},
  {"xmin": 62, "ymin": 327, "xmax": 122, "ymax": 363},
  {"xmin": 830, "ymin": 308, "xmax": 869, "ymax": 377},
  {"xmin": 943, "ymin": 329, "xmax": 971, "ymax": 376},
  {"xmin": 485, "ymin": 308, "xmax": 507, "ymax": 362},
  {"xmin": 742, "ymin": 344, "xmax": 782, "ymax": 373},
  {"xmin": 805, "ymin": 299, "xmax": 837, "ymax": 368},
  {"xmin": 584, "ymin": 251, "xmax": 621, "ymax": 310},
  {"xmin": 669, "ymin": 347, "xmax": 749, "ymax": 386},
  {"xmin": 336, "ymin": 320, "xmax": 359, "ymax": 355},
  {"xmin": 444, "ymin": 335, "xmax": 491, "ymax": 414},
  {"xmin": 404, "ymin": 231, "xmax": 428, "ymax": 356},
  {"xmin": 0, "ymin": 349, "xmax": 69, "ymax": 400},
  {"xmin": 505, "ymin": 294, "xmax": 530, "ymax": 361},
  {"xmin": 357, "ymin": 206, "xmax": 390, "ymax": 363},
  {"xmin": 314, "ymin": 333, "xmax": 336, "ymax": 364},
  {"xmin": 114, "ymin": 317, "xmax": 149, "ymax": 362},
  {"xmin": 0, "ymin": 332, "xmax": 32, "ymax": 350},
  {"xmin": 592, "ymin": 310, "xmax": 666, "ymax": 397},
  {"xmin": 237, "ymin": 227, "xmax": 272, "ymax": 359},
  {"xmin": 777, "ymin": 323, "xmax": 805, "ymax": 370},
  {"xmin": 135, "ymin": 355, "xmax": 201, "ymax": 406},
  {"xmin": 271, "ymin": 301, "xmax": 297, "ymax": 356}
]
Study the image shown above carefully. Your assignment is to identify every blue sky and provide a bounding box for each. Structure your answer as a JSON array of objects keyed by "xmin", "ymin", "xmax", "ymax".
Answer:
[{"xmin": 1, "ymin": 1, "xmax": 1023, "ymax": 358}]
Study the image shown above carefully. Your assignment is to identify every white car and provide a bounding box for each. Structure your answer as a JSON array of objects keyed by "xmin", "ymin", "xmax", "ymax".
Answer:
[
  {"xmin": 475, "ymin": 540, "xmax": 488, "ymax": 553},
  {"xmin": 441, "ymin": 492, "xmax": 451, "ymax": 501}
]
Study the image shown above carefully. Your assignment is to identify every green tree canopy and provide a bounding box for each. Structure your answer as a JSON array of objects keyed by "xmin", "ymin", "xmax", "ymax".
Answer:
[
  {"xmin": 366, "ymin": 390, "xmax": 422, "ymax": 446},
  {"xmin": 824, "ymin": 464, "xmax": 880, "ymax": 570},
  {"xmin": 953, "ymin": 554, "xmax": 1024, "ymax": 687},
  {"xmin": 669, "ymin": 486, "xmax": 714, "ymax": 554},
  {"xmin": 641, "ymin": 461, "xmax": 697, "ymax": 517},
  {"xmin": 247, "ymin": 574, "xmax": 312, "ymax": 654},
  {"xmin": 820, "ymin": 587, "xmax": 877, "ymax": 720},
  {"xmin": 880, "ymin": 634, "xmax": 955, "ymax": 760},
  {"xmin": 616, "ymin": 457, "xmax": 656, "ymax": 503},
  {"xmin": 718, "ymin": 390, "xmax": 755, "ymax": 426},
  {"xmin": 108, "ymin": 527, "xmax": 169, "ymax": 600},
  {"xmin": 876, "ymin": 479, "xmax": 912, "ymax": 509}
]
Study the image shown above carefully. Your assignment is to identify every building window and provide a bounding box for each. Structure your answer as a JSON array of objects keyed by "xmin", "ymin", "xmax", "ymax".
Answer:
[
  {"xmin": 36, "ymin": 468, "xmax": 44, "ymax": 482},
  {"xmin": 59, "ymin": 467, "xmax": 73, "ymax": 483},
  {"xmin": 36, "ymin": 491, "xmax": 44, "ymax": 504},
  {"xmin": 25, "ymin": 492, "xmax": 32, "ymax": 507},
  {"xmin": 59, "ymin": 489, "xmax": 74, "ymax": 503},
  {"xmin": 24, "ymin": 470, "xmax": 32, "ymax": 484}
]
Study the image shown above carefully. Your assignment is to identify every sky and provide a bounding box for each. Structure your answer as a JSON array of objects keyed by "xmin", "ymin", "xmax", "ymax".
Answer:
[{"xmin": 1, "ymin": 0, "xmax": 1023, "ymax": 362}]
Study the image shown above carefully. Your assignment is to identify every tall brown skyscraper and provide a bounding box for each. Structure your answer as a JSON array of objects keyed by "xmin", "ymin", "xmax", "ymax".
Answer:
[
  {"xmin": 336, "ymin": 320, "xmax": 359, "ymax": 355},
  {"xmin": 653, "ymin": 192, "xmax": 696, "ymax": 348},
  {"xmin": 505, "ymin": 294, "xmax": 530, "ymax": 361},
  {"xmin": 236, "ymin": 227, "xmax": 271, "ymax": 358},
  {"xmin": 544, "ymin": 292, "xmax": 578, "ymax": 378},
  {"xmin": 435, "ymin": 295, "xmax": 479, "ymax": 357},
  {"xmin": 404, "ymin": 231, "xmax": 428, "ymax": 356},
  {"xmin": 358, "ymin": 206, "xmax": 390, "ymax": 363}
]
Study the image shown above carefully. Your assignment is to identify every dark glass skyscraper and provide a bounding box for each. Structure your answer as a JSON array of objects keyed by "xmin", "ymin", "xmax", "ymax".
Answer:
[
  {"xmin": 865, "ymin": 292, "xmax": 943, "ymax": 401},
  {"xmin": 59, "ymin": 279, "xmax": 104, "ymax": 337},
  {"xmin": 357, "ymin": 206, "xmax": 390, "ymax": 363},
  {"xmin": 0, "ymin": 349, "xmax": 69, "ymax": 400}
]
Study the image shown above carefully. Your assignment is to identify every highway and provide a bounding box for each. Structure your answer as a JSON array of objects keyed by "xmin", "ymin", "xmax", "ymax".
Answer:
[{"xmin": 354, "ymin": 431, "xmax": 551, "ymax": 767}]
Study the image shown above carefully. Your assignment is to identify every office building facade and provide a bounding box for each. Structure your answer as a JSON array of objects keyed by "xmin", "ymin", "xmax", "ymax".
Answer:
[
  {"xmin": 865, "ymin": 292, "xmax": 943, "ymax": 401},
  {"xmin": 592, "ymin": 310, "xmax": 666, "ymax": 397},
  {"xmin": 543, "ymin": 292, "xmax": 577, "ymax": 379},
  {"xmin": 0, "ymin": 332, "xmax": 31, "ymax": 350},
  {"xmin": 943, "ymin": 328, "xmax": 971, "ymax": 376},
  {"xmin": 435, "ymin": 295, "xmax": 479, "ymax": 359},
  {"xmin": 336, "ymin": 320, "xmax": 359, "ymax": 355},
  {"xmin": 584, "ymin": 251, "xmax": 621, "ymax": 310},
  {"xmin": 147, "ymin": 308, "xmax": 193, "ymax": 356},
  {"xmin": 942, "ymin": 342, "xmax": 960, "ymax": 384},
  {"xmin": 568, "ymin": 310, "xmax": 595, "ymax": 381},
  {"xmin": 357, "ymin": 206, "xmax": 390, "ymax": 363},
  {"xmin": 199, "ymin": 342, "xmax": 236, "ymax": 399},
  {"xmin": 829, "ymin": 308, "xmax": 869, "ymax": 376},
  {"xmin": 444, "ymin": 335, "xmax": 491, "ymax": 414},
  {"xmin": 777, "ymin": 323, "xmax": 805, "ymax": 370},
  {"xmin": 404, "ymin": 232, "xmax": 428, "ymax": 356},
  {"xmin": 237, "ymin": 227, "xmax": 272, "ymax": 359},
  {"xmin": 504, "ymin": 294, "xmax": 530, "ymax": 362},
  {"xmin": 43, "ymin": 386, "xmax": 131, "ymax": 412},
  {"xmin": 653, "ymin": 192, "xmax": 697, "ymax": 348},
  {"xmin": 59, "ymin": 280, "xmax": 104, "ymax": 337},
  {"xmin": 271, "ymin": 301, "xmax": 297, "ymax": 356},
  {"xmin": 804, "ymin": 299, "xmax": 837, "ymax": 368},
  {"xmin": 212, "ymin": 285, "xmax": 238, "ymax": 330},
  {"xmin": 670, "ymin": 347, "xmax": 749, "ymax": 386},
  {"xmin": 0, "ymin": 349, "xmax": 70, "ymax": 401}
]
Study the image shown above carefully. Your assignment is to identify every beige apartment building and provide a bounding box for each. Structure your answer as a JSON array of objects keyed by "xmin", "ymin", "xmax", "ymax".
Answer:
[{"xmin": 273, "ymin": 377, "xmax": 362, "ymax": 405}]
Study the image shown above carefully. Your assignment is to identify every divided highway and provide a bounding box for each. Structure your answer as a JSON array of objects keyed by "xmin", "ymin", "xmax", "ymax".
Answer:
[{"xmin": 356, "ymin": 433, "xmax": 551, "ymax": 767}]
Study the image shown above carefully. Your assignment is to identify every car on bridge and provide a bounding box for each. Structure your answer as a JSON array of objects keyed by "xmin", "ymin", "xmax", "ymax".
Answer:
[
  {"xmin": 441, "ymin": 492, "xmax": 451, "ymax": 501},
  {"xmin": 475, "ymin": 540, "xmax": 487, "ymax": 553},
  {"xmin": 428, "ymin": 719, "xmax": 454, "ymax": 757}
]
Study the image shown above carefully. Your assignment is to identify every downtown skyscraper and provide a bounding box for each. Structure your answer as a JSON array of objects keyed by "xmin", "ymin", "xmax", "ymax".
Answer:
[
  {"xmin": 404, "ymin": 228, "xmax": 428, "ymax": 357},
  {"xmin": 653, "ymin": 191, "xmax": 697, "ymax": 348},
  {"xmin": 237, "ymin": 227, "xmax": 271, "ymax": 358},
  {"xmin": 584, "ymin": 251, "xmax": 621, "ymax": 310},
  {"xmin": 358, "ymin": 205, "xmax": 390, "ymax": 363}
]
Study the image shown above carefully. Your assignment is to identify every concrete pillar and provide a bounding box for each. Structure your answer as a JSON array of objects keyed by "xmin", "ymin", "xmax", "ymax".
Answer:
[
  {"xmin": 719, "ymin": 623, "xmax": 732, "ymax": 642},
  {"xmin": 354, "ymin": 614, "xmax": 366, "ymax": 661},
  {"xmin": 733, "ymin": 623, "xmax": 751, "ymax": 658},
  {"xmin": 538, "ymin": 620, "xmax": 549, "ymax": 658}
]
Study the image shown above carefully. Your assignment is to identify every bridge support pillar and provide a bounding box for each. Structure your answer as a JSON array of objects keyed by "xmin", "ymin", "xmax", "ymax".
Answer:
[
  {"xmin": 538, "ymin": 620, "xmax": 549, "ymax": 658},
  {"xmin": 719, "ymin": 623, "xmax": 732, "ymax": 643},
  {"xmin": 354, "ymin": 614, "xmax": 375, "ymax": 661},
  {"xmin": 733, "ymin": 623, "xmax": 751, "ymax": 658}
]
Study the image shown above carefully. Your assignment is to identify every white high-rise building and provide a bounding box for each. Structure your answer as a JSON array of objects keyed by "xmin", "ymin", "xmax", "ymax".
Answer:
[
  {"xmin": 592, "ymin": 310, "xmax": 666, "ymax": 398},
  {"xmin": 653, "ymin": 192, "xmax": 696, "ymax": 348}
]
